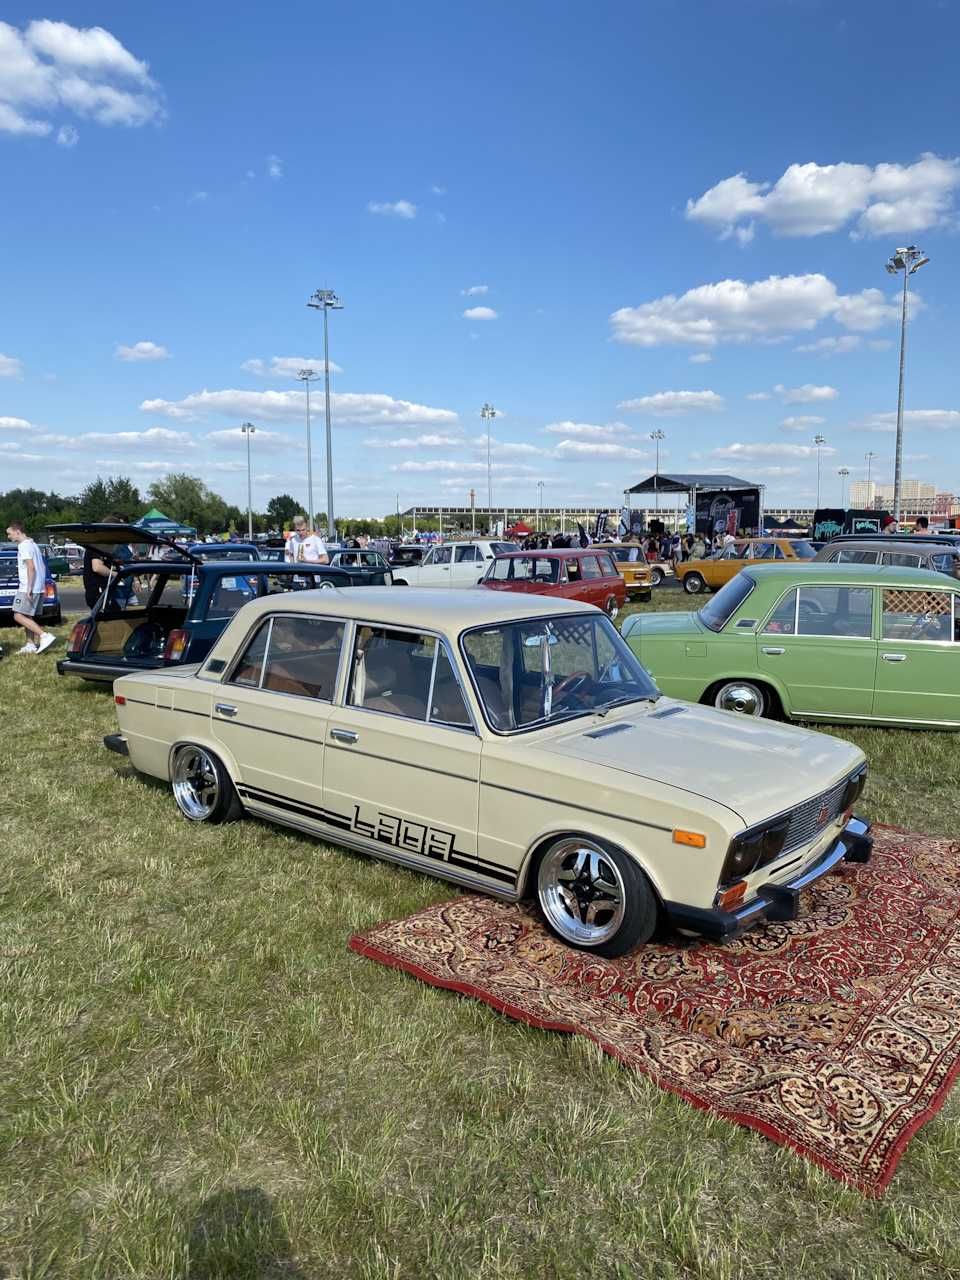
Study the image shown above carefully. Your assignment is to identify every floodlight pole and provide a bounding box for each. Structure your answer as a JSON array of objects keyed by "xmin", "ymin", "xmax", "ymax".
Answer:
[
  {"xmin": 481, "ymin": 403, "xmax": 497, "ymax": 514},
  {"xmin": 537, "ymin": 480, "xmax": 545, "ymax": 532},
  {"xmin": 650, "ymin": 429, "xmax": 665, "ymax": 512},
  {"xmin": 240, "ymin": 422, "xmax": 256, "ymax": 539},
  {"xmin": 307, "ymin": 288, "xmax": 344, "ymax": 540},
  {"xmin": 865, "ymin": 451, "xmax": 876, "ymax": 501},
  {"xmin": 297, "ymin": 369, "xmax": 319, "ymax": 527},
  {"xmin": 884, "ymin": 245, "xmax": 929, "ymax": 521},
  {"xmin": 838, "ymin": 466, "xmax": 850, "ymax": 509},
  {"xmin": 814, "ymin": 433, "xmax": 826, "ymax": 508}
]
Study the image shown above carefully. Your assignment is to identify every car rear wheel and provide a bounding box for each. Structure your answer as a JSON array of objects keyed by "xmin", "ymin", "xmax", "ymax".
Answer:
[
  {"xmin": 535, "ymin": 836, "xmax": 658, "ymax": 957},
  {"xmin": 682, "ymin": 572, "xmax": 706, "ymax": 594},
  {"xmin": 604, "ymin": 595, "xmax": 620, "ymax": 620},
  {"xmin": 392, "ymin": 578, "xmax": 408, "ymax": 586},
  {"xmin": 171, "ymin": 745, "xmax": 242, "ymax": 823},
  {"xmin": 712, "ymin": 680, "xmax": 766, "ymax": 717},
  {"xmin": 650, "ymin": 567, "xmax": 664, "ymax": 586}
]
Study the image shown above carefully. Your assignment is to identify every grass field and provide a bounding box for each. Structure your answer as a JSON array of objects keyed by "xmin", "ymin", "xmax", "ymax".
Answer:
[{"xmin": 1, "ymin": 592, "xmax": 958, "ymax": 1278}]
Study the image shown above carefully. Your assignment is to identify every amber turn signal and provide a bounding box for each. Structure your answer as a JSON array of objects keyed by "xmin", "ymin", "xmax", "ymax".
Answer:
[
  {"xmin": 673, "ymin": 829, "xmax": 707, "ymax": 849},
  {"xmin": 717, "ymin": 881, "xmax": 747, "ymax": 912}
]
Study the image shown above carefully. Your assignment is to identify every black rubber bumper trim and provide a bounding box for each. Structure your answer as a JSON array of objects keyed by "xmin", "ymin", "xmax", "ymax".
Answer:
[
  {"xmin": 103, "ymin": 733, "xmax": 129, "ymax": 756},
  {"xmin": 663, "ymin": 816, "xmax": 873, "ymax": 941}
]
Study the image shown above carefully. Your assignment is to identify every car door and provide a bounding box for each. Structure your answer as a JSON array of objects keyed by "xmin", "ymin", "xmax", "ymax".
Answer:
[
  {"xmin": 211, "ymin": 612, "xmax": 345, "ymax": 820},
  {"xmin": 451, "ymin": 543, "xmax": 484, "ymax": 585},
  {"xmin": 412, "ymin": 545, "xmax": 454, "ymax": 586},
  {"xmin": 578, "ymin": 555, "xmax": 607, "ymax": 606},
  {"xmin": 756, "ymin": 583, "xmax": 877, "ymax": 716},
  {"xmin": 704, "ymin": 544, "xmax": 747, "ymax": 588},
  {"xmin": 874, "ymin": 586, "xmax": 960, "ymax": 724},
  {"xmin": 323, "ymin": 624, "xmax": 482, "ymax": 877}
]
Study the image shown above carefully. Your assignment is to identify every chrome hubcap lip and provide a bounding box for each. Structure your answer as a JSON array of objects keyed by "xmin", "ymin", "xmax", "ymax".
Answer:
[
  {"xmin": 716, "ymin": 682, "xmax": 763, "ymax": 716},
  {"xmin": 172, "ymin": 747, "xmax": 220, "ymax": 819},
  {"xmin": 607, "ymin": 600, "xmax": 620, "ymax": 619},
  {"xmin": 683, "ymin": 575, "xmax": 703, "ymax": 593},
  {"xmin": 538, "ymin": 839, "xmax": 626, "ymax": 946}
]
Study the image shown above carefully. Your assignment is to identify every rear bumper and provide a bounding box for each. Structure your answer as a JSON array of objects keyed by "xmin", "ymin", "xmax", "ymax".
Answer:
[
  {"xmin": 56, "ymin": 658, "xmax": 125, "ymax": 682},
  {"xmin": 103, "ymin": 733, "xmax": 129, "ymax": 757},
  {"xmin": 663, "ymin": 816, "xmax": 873, "ymax": 941}
]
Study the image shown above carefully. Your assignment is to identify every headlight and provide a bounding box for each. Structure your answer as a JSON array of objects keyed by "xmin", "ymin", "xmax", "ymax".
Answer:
[
  {"xmin": 841, "ymin": 765, "xmax": 867, "ymax": 812},
  {"xmin": 719, "ymin": 818, "xmax": 790, "ymax": 886}
]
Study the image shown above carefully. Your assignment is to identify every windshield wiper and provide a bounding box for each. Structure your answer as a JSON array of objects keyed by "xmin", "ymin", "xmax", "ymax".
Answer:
[{"xmin": 594, "ymin": 693, "xmax": 660, "ymax": 718}]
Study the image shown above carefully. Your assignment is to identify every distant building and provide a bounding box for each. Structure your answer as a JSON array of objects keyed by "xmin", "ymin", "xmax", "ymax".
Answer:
[{"xmin": 849, "ymin": 479, "xmax": 938, "ymax": 514}]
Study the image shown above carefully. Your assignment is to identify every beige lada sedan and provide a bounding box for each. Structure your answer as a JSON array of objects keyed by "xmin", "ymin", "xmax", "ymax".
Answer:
[{"xmin": 104, "ymin": 589, "xmax": 872, "ymax": 957}]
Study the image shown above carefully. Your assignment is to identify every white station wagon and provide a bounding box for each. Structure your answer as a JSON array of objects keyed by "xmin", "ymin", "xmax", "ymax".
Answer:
[
  {"xmin": 389, "ymin": 540, "xmax": 519, "ymax": 587},
  {"xmin": 105, "ymin": 589, "xmax": 872, "ymax": 956}
]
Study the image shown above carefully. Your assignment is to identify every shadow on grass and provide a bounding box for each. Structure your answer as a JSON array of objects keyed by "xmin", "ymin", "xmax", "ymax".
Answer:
[{"xmin": 185, "ymin": 1187, "xmax": 304, "ymax": 1279}]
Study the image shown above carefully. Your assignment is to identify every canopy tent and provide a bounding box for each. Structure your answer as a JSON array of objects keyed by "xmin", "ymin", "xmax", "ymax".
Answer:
[
  {"xmin": 626, "ymin": 472, "xmax": 756, "ymax": 495},
  {"xmin": 624, "ymin": 474, "xmax": 764, "ymax": 536},
  {"xmin": 507, "ymin": 519, "xmax": 535, "ymax": 536},
  {"xmin": 134, "ymin": 507, "xmax": 197, "ymax": 538}
]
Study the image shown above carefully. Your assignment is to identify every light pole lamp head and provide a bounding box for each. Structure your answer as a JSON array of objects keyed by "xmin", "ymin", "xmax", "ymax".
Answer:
[
  {"xmin": 241, "ymin": 422, "xmax": 256, "ymax": 435},
  {"xmin": 307, "ymin": 288, "xmax": 344, "ymax": 311},
  {"xmin": 480, "ymin": 402, "xmax": 497, "ymax": 421},
  {"xmin": 298, "ymin": 368, "xmax": 317, "ymax": 381},
  {"xmin": 814, "ymin": 433, "xmax": 826, "ymax": 446},
  {"xmin": 649, "ymin": 428, "xmax": 665, "ymax": 442}
]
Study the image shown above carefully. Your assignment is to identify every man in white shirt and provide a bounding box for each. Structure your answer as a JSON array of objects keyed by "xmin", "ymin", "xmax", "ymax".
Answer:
[
  {"xmin": 285, "ymin": 515, "xmax": 329, "ymax": 564},
  {"xmin": 5, "ymin": 521, "xmax": 56, "ymax": 654}
]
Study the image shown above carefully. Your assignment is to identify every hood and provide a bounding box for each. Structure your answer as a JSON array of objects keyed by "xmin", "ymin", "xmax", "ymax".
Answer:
[
  {"xmin": 541, "ymin": 700, "xmax": 863, "ymax": 827},
  {"xmin": 621, "ymin": 610, "xmax": 703, "ymax": 640}
]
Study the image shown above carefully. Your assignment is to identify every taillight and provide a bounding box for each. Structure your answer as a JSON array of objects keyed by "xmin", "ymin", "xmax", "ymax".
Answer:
[
  {"xmin": 69, "ymin": 621, "xmax": 91, "ymax": 654},
  {"xmin": 163, "ymin": 629, "xmax": 189, "ymax": 662},
  {"xmin": 44, "ymin": 582, "xmax": 56, "ymax": 599},
  {"xmin": 114, "ymin": 694, "xmax": 126, "ymax": 706}
]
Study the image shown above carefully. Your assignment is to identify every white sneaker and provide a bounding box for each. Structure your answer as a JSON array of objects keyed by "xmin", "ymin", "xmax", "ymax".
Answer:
[
  {"xmin": 17, "ymin": 641, "xmax": 38, "ymax": 654},
  {"xmin": 36, "ymin": 633, "xmax": 56, "ymax": 653}
]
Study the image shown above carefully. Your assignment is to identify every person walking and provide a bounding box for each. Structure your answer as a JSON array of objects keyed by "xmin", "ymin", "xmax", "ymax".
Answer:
[
  {"xmin": 5, "ymin": 522, "xmax": 56, "ymax": 653},
  {"xmin": 285, "ymin": 515, "xmax": 329, "ymax": 564}
]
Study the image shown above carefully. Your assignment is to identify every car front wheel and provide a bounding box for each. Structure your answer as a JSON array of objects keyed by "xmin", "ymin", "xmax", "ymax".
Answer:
[
  {"xmin": 535, "ymin": 836, "xmax": 658, "ymax": 957},
  {"xmin": 604, "ymin": 595, "xmax": 620, "ymax": 620},
  {"xmin": 713, "ymin": 680, "xmax": 766, "ymax": 717},
  {"xmin": 171, "ymin": 745, "xmax": 242, "ymax": 823},
  {"xmin": 650, "ymin": 567, "xmax": 664, "ymax": 586},
  {"xmin": 682, "ymin": 572, "xmax": 706, "ymax": 594}
]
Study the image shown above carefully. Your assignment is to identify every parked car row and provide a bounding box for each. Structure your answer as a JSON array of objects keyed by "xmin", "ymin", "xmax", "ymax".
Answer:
[{"xmin": 0, "ymin": 542, "xmax": 62, "ymax": 626}]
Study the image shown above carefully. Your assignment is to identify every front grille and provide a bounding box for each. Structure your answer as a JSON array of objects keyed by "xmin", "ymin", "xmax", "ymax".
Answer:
[{"xmin": 782, "ymin": 776, "xmax": 850, "ymax": 854}]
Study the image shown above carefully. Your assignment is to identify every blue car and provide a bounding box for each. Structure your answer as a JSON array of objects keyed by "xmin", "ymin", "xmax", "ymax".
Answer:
[{"xmin": 0, "ymin": 542, "xmax": 62, "ymax": 627}]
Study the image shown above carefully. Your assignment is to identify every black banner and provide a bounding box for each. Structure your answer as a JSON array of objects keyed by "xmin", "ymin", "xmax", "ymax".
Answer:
[
  {"xmin": 695, "ymin": 488, "xmax": 761, "ymax": 537},
  {"xmin": 813, "ymin": 509, "xmax": 890, "ymax": 539}
]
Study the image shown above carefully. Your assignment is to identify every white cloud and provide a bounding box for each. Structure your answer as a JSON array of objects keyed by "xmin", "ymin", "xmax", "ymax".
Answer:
[
  {"xmin": 853, "ymin": 409, "xmax": 960, "ymax": 433},
  {"xmin": 93, "ymin": 459, "xmax": 182, "ymax": 474},
  {"xmin": 242, "ymin": 355, "xmax": 344, "ymax": 378},
  {"xmin": 610, "ymin": 274, "xmax": 900, "ymax": 348},
  {"xmin": 391, "ymin": 460, "xmax": 537, "ymax": 475},
  {"xmin": 774, "ymin": 383, "xmax": 838, "ymax": 404},
  {"xmin": 746, "ymin": 392, "xmax": 771, "ymax": 401},
  {"xmin": 116, "ymin": 340, "xmax": 169, "ymax": 362},
  {"xmin": 367, "ymin": 199, "xmax": 417, "ymax": 219},
  {"xmin": 205, "ymin": 427, "xmax": 299, "ymax": 448},
  {"xmin": 780, "ymin": 416, "xmax": 826, "ymax": 431},
  {"xmin": 461, "ymin": 284, "xmax": 488, "ymax": 296},
  {"xmin": 463, "ymin": 306, "xmax": 498, "ymax": 320},
  {"xmin": 744, "ymin": 465, "xmax": 803, "ymax": 478},
  {"xmin": 709, "ymin": 441, "xmax": 837, "ymax": 460},
  {"xmin": 189, "ymin": 190, "xmax": 208, "ymax": 204},
  {"xmin": 542, "ymin": 421, "xmax": 631, "ymax": 439},
  {"xmin": 56, "ymin": 123, "xmax": 78, "ymax": 146},
  {"xmin": 471, "ymin": 437, "xmax": 548, "ymax": 457},
  {"xmin": 553, "ymin": 440, "xmax": 649, "ymax": 461},
  {"xmin": 0, "ymin": 414, "xmax": 33, "ymax": 430},
  {"xmin": 794, "ymin": 335, "xmax": 861, "ymax": 355},
  {"xmin": 0, "ymin": 19, "xmax": 164, "ymax": 137},
  {"xmin": 362, "ymin": 434, "xmax": 462, "ymax": 449},
  {"xmin": 267, "ymin": 154, "xmax": 282, "ymax": 179},
  {"xmin": 686, "ymin": 154, "xmax": 960, "ymax": 239},
  {"xmin": 431, "ymin": 184, "xmax": 447, "ymax": 195},
  {"xmin": 689, "ymin": 352, "xmax": 712, "ymax": 364},
  {"xmin": 0, "ymin": 352, "xmax": 23, "ymax": 378},
  {"xmin": 617, "ymin": 390, "xmax": 724, "ymax": 414},
  {"xmin": 142, "ymin": 387, "xmax": 458, "ymax": 428}
]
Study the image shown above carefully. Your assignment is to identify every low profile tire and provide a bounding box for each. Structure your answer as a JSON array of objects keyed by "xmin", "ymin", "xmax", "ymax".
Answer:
[
  {"xmin": 604, "ymin": 596, "xmax": 620, "ymax": 620},
  {"xmin": 171, "ymin": 745, "xmax": 242, "ymax": 823},
  {"xmin": 535, "ymin": 836, "xmax": 658, "ymax": 958},
  {"xmin": 650, "ymin": 567, "xmax": 664, "ymax": 587},
  {"xmin": 318, "ymin": 580, "xmax": 336, "ymax": 591},
  {"xmin": 682, "ymin": 572, "xmax": 705, "ymax": 595},
  {"xmin": 392, "ymin": 578, "xmax": 408, "ymax": 587},
  {"xmin": 711, "ymin": 679, "xmax": 767, "ymax": 718}
]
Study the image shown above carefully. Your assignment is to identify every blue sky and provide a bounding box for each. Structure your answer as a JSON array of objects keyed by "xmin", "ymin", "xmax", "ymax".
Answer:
[{"xmin": 1, "ymin": 1, "xmax": 959, "ymax": 516}]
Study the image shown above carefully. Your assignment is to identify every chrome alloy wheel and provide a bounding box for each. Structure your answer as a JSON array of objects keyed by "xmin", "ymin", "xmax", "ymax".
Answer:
[
  {"xmin": 714, "ymin": 680, "xmax": 764, "ymax": 717},
  {"xmin": 172, "ymin": 746, "xmax": 221, "ymax": 820},
  {"xmin": 538, "ymin": 838, "xmax": 627, "ymax": 947}
]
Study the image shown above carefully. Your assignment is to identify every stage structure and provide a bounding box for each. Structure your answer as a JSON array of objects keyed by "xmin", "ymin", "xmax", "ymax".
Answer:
[{"xmin": 626, "ymin": 473, "xmax": 764, "ymax": 537}]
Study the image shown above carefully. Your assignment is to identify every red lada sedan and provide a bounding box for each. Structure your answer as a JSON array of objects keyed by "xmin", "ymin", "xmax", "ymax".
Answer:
[{"xmin": 480, "ymin": 549, "xmax": 626, "ymax": 618}]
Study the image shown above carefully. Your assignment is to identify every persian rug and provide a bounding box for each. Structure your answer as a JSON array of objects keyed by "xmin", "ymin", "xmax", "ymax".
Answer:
[{"xmin": 350, "ymin": 826, "xmax": 960, "ymax": 1195}]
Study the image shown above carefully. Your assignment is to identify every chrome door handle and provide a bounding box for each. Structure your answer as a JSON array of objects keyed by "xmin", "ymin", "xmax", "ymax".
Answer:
[
  {"xmin": 761, "ymin": 646, "xmax": 785, "ymax": 655},
  {"xmin": 214, "ymin": 703, "xmax": 238, "ymax": 717},
  {"xmin": 881, "ymin": 653, "xmax": 906, "ymax": 662},
  {"xmin": 330, "ymin": 728, "xmax": 359, "ymax": 743}
]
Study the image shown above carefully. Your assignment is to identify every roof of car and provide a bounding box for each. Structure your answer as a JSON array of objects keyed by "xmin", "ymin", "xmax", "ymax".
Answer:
[
  {"xmin": 494, "ymin": 548, "xmax": 603, "ymax": 558},
  {"xmin": 743, "ymin": 562, "xmax": 957, "ymax": 586},
  {"xmin": 814, "ymin": 539, "xmax": 960, "ymax": 557}
]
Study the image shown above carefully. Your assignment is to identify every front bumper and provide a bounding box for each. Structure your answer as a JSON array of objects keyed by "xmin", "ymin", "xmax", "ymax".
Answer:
[{"xmin": 663, "ymin": 816, "xmax": 873, "ymax": 941}]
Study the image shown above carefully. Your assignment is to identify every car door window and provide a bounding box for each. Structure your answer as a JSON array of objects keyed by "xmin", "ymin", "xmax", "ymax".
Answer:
[
  {"xmin": 349, "ymin": 626, "xmax": 435, "ymax": 719},
  {"xmin": 835, "ymin": 548, "xmax": 879, "ymax": 564},
  {"xmin": 425, "ymin": 547, "xmax": 452, "ymax": 565},
  {"xmin": 580, "ymin": 556, "xmax": 602, "ymax": 579},
  {"xmin": 230, "ymin": 619, "xmax": 272, "ymax": 686},
  {"xmin": 881, "ymin": 552, "xmax": 923, "ymax": 568},
  {"xmin": 261, "ymin": 617, "xmax": 345, "ymax": 698},
  {"xmin": 931, "ymin": 552, "xmax": 960, "ymax": 577},
  {"xmin": 796, "ymin": 586, "xmax": 874, "ymax": 638},
  {"xmin": 565, "ymin": 559, "xmax": 582, "ymax": 583},
  {"xmin": 762, "ymin": 589, "xmax": 798, "ymax": 635},
  {"xmin": 455, "ymin": 545, "xmax": 481, "ymax": 563},
  {"xmin": 429, "ymin": 644, "xmax": 473, "ymax": 727},
  {"xmin": 207, "ymin": 574, "xmax": 258, "ymax": 619},
  {"xmin": 596, "ymin": 553, "xmax": 617, "ymax": 577},
  {"xmin": 882, "ymin": 588, "xmax": 956, "ymax": 643}
]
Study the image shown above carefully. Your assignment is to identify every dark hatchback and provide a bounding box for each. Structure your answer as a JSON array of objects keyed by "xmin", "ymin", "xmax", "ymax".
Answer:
[
  {"xmin": 0, "ymin": 543, "xmax": 62, "ymax": 626},
  {"xmin": 48, "ymin": 523, "xmax": 358, "ymax": 683}
]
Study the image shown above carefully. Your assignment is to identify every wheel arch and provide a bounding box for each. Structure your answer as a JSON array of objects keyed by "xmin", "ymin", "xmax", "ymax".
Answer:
[
  {"xmin": 167, "ymin": 735, "xmax": 242, "ymax": 787},
  {"xmin": 700, "ymin": 675, "xmax": 788, "ymax": 720},
  {"xmin": 516, "ymin": 826, "xmax": 668, "ymax": 907}
]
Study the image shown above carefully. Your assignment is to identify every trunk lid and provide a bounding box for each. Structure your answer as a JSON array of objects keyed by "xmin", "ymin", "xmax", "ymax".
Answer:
[{"xmin": 47, "ymin": 523, "xmax": 202, "ymax": 564}]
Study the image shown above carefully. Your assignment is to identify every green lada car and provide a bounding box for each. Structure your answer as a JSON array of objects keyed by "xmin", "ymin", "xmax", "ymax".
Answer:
[{"xmin": 621, "ymin": 563, "xmax": 960, "ymax": 729}]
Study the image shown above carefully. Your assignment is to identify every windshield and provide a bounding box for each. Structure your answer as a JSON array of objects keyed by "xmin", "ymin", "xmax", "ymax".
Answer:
[
  {"xmin": 789, "ymin": 540, "xmax": 816, "ymax": 559},
  {"xmin": 698, "ymin": 571, "xmax": 756, "ymax": 632},
  {"xmin": 491, "ymin": 542, "xmax": 520, "ymax": 555},
  {"xmin": 461, "ymin": 614, "xmax": 658, "ymax": 733},
  {"xmin": 485, "ymin": 556, "xmax": 560, "ymax": 583}
]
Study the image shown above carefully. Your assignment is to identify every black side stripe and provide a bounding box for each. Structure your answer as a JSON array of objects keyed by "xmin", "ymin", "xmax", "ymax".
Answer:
[{"xmin": 480, "ymin": 780, "xmax": 672, "ymax": 833}]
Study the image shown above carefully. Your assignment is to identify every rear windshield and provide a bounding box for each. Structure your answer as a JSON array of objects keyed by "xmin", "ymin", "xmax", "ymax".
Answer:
[
  {"xmin": 491, "ymin": 542, "xmax": 520, "ymax": 555},
  {"xmin": 0, "ymin": 556, "xmax": 18, "ymax": 582},
  {"xmin": 789, "ymin": 540, "xmax": 816, "ymax": 559},
  {"xmin": 698, "ymin": 571, "xmax": 756, "ymax": 632},
  {"xmin": 196, "ymin": 547, "xmax": 258, "ymax": 561}
]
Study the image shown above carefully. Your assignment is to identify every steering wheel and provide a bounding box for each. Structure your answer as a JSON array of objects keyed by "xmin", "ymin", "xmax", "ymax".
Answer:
[{"xmin": 552, "ymin": 671, "xmax": 593, "ymax": 704}]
